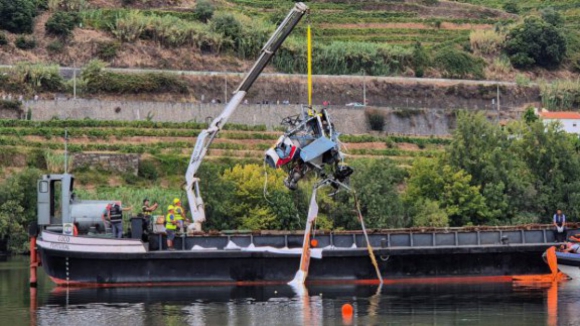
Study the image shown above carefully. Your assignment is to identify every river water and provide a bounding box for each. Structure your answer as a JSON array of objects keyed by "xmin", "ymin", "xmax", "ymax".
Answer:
[{"xmin": 1, "ymin": 256, "xmax": 579, "ymax": 326}]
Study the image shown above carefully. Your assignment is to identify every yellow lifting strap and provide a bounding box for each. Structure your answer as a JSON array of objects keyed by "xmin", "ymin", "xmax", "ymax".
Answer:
[
  {"xmin": 354, "ymin": 192, "xmax": 384, "ymax": 284},
  {"xmin": 307, "ymin": 23, "xmax": 313, "ymax": 115}
]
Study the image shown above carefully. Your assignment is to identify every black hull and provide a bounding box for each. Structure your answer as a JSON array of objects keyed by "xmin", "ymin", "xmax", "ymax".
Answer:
[{"xmin": 39, "ymin": 245, "xmax": 552, "ymax": 286}]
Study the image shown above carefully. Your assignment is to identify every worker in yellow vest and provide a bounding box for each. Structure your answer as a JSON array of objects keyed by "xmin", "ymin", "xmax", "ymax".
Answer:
[
  {"xmin": 173, "ymin": 198, "xmax": 187, "ymax": 233},
  {"xmin": 165, "ymin": 205, "xmax": 177, "ymax": 250}
]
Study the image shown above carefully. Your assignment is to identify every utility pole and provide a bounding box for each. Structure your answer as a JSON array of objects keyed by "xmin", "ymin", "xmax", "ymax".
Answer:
[
  {"xmin": 224, "ymin": 74, "xmax": 228, "ymax": 103},
  {"xmin": 496, "ymin": 84, "xmax": 500, "ymax": 122},
  {"xmin": 73, "ymin": 64, "xmax": 77, "ymax": 99},
  {"xmin": 363, "ymin": 70, "xmax": 366, "ymax": 106},
  {"xmin": 64, "ymin": 129, "xmax": 69, "ymax": 173}
]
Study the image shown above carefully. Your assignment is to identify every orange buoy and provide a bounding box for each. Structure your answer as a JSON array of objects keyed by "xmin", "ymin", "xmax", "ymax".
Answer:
[
  {"xmin": 341, "ymin": 303, "xmax": 353, "ymax": 317},
  {"xmin": 310, "ymin": 239, "xmax": 318, "ymax": 248}
]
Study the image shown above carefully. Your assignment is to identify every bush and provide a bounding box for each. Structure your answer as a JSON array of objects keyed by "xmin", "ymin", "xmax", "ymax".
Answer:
[
  {"xmin": 82, "ymin": 60, "xmax": 189, "ymax": 94},
  {"xmin": 365, "ymin": 108, "xmax": 386, "ymax": 131},
  {"xmin": 541, "ymin": 7, "xmax": 564, "ymax": 27},
  {"xmin": 14, "ymin": 62, "xmax": 65, "ymax": 92},
  {"xmin": 194, "ymin": 0, "xmax": 214, "ymax": 23},
  {"xmin": 0, "ymin": 32, "xmax": 7, "ymax": 46},
  {"xmin": 0, "ymin": 0, "xmax": 37, "ymax": 34},
  {"xmin": 502, "ymin": 2, "xmax": 519, "ymax": 14},
  {"xmin": 0, "ymin": 100, "xmax": 23, "ymax": 112},
  {"xmin": 433, "ymin": 47, "xmax": 485, "ymax": 79},
  {"xmin": 96, "ymin": 41, "xmax": 120, "ymax": 61},
  {"xmin": 46, "ymin": 40, "xmax": 64, "ymax": 53},
  {"xmin": 138, "ymin": 160, "xmax": 158, "ymax": 181},
  {"xmin": 211, "ymin": 13, "xmax": 242, "ymax": 49},
  {"xmin": 45, "ymin": 11, "xmax": 81, "ymax": 37},
  {"xmin": 412, "ymin": 42, "xmax": 429, "ymax": 77},
  {"xmin": 15, "ymin": 36, "xmax": 36, "ymax": 50},
  {"xmin": 505, "ymin": 16, "xmax": 567, "ymax": 69},
  {"xmin": 470, "ymin": 29, "xmax": 505, "ymax": 55}
]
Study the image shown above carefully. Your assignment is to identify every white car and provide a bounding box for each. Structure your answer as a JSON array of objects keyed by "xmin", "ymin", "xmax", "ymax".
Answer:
[{"xmin": 345, "ymin": 102, "xmax": 365, "ymax": 107}]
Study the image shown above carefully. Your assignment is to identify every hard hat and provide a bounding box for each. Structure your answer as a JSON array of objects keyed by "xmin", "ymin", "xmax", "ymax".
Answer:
[
  {"xmin": 167, "ymin": 205, "xmax": 174, "ymax": 211},
  {"xmin": 173, "ymin": 198, "xmax": 180, "ymax": 204}
]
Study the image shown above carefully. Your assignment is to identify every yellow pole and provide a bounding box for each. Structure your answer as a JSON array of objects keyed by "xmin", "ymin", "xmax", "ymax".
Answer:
[{"xmin": 307, "ymin": 24, "xmax": 313, "ymax": 111}]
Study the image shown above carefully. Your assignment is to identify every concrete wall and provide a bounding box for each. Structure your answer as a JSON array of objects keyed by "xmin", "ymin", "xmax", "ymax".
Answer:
[
  {"xmin": 27, "ymin": 99, "xmax": 521, "ymax": 136},
  {"xmin": 72, "ymin": 153, "xmax": 140, "ymax": 175}
]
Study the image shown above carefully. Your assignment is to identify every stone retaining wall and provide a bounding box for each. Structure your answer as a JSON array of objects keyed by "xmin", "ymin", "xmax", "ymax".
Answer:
[
  {"xmin": 72, "ymin": 153, "xmax": 140, "ymax": 175},
  {"xmin": 27, "ymin": 99, "xmax": 522, "ymax": 136}
]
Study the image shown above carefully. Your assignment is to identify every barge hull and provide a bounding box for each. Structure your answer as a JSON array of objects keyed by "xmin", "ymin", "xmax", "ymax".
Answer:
[{"xmin": 39, "ymin": 246, "xmax": 551, "ymax": 286}]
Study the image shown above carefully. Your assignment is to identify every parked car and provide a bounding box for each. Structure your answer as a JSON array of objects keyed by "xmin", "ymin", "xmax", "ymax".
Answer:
[{"xmin": 345, "ymin": 102, "xmax": 365, "ymax": 107}]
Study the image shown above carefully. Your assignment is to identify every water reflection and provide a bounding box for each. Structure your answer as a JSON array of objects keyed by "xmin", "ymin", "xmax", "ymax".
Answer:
[
  {"xmin": 2, "ymin": 257, "xmax": 580, "ymax": 326},
  {"xmin": 36, "ymin": 282, "xmax": 580, "ymax": 326}
]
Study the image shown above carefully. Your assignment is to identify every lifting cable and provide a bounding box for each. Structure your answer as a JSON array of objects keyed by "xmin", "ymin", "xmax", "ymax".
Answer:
[{"xmin": 353, "ymin": 192, "xmax": 384, "ymax": 284}]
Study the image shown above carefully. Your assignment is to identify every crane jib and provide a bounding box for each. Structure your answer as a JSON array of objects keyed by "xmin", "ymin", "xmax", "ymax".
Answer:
[{"xmin": 185, "ymin": 3, "xmax": 309, "ymax": 228}]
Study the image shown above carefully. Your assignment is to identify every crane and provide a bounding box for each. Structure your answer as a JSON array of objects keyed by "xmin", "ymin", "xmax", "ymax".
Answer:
[{"xmin": 185, "ymin": 2, "xmax": 309, "ymax": 230}]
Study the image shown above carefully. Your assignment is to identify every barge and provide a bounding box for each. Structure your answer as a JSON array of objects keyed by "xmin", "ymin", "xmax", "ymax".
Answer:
[{"xmin": 34, "ymin": 221, "xmax": 572, "ymax": 286}]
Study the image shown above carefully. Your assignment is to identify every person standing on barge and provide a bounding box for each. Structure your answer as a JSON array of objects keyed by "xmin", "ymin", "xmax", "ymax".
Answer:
[
  {"xmin": 553, "ymin": 209, "xmax": 567, "ymax": 242},
  {"xmin": 166, "ymin": 205, "xmax": 177, "ymax": 250}
]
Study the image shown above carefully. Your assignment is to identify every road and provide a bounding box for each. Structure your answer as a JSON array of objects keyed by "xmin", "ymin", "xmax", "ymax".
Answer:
[{"xmin": 0, "ymin": 65, "xmax": 521, "ymax": 87}]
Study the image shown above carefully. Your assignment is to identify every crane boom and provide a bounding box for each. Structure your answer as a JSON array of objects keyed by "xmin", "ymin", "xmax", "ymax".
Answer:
[{"xmin": 186, "ymin": 2, "xmax": 309, "ymax": 228}]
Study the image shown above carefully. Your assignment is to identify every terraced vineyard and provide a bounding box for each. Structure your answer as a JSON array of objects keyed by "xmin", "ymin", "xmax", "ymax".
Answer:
[
  {"xmin": 0, "ymin": 120, "xmax": 448, "ymax": 173},
  {"xmin": 227, "ymin": 0, "xmax": 513, "ymax": 47}
]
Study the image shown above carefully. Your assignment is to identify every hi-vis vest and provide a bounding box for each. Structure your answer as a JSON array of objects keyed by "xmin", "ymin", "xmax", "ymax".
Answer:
[
  {"xmin": 174, "ymin": 206, "xmax": 184, "ymax": 221},
  {"xmin": 166, "ymin": 213, "xmax": 177, "ymax": 230},
  {"xmin": 142, "ymin": 205, "xmax": 151, "ymax": 217},
  {"xmin": 110, "ymin": 205, "xmax": 123, "ymax": 221}
]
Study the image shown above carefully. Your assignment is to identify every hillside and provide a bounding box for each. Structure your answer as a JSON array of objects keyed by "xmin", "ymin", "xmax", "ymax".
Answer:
[
  {"xmin": 0, "ymin": 119, "xmax": 446, "ymax": 177},
  {"xmin": 0, "ymin": 0, "xmax": 578, "ymax": 82}
]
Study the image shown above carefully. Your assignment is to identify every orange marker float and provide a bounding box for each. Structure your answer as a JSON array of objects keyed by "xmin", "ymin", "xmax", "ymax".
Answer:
[
  {"xmin": 341, "ymin": 303, "xmax": 353, "ymax": 317},
  {"xmin": 310, "ymin": 239, "xmax": 318, "ymax": 248}
]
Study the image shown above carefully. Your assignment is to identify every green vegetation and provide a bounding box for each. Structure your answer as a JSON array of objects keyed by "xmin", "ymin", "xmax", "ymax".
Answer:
[
  {"xmin": 365, "ymin": 109, "xmax": 386, "ymax": 132},
  {"xmin": 2, "ymin": 112, "xmax": 580, "ymax": 251},
  {"xmin": 540, "ymin": 79, "xmax": 580, "ymax": 110},
  {"xmin": 45, "ymin": 11, "xmax": 81, "ymax": 37},
  {"xmin": 0, "ymin": 32, "xmax": 7, "ymax": 46},
  {"xmin": 0, "ymin": 100, "xmax": 22, "ymax": 113},
  {"xmin": 81, "ymin": 59, "xmax": 188, "ymax": 95},
  {"xmin": 95, "ymin": 41, "xmax": 120, "ymax": 61},
  {"xmin": 14, "ymin": 36, "xmax": 36, "ymax": 50},
  {"xmin": 0, "ymin": 0, "xmax": 38, "ymax": 34},
  {"xmin": 0, "ymin": 0, "xmax": 578, "ymax": 81},
  {"xmin": 433, "ymin": 47, "xmax": 485, "ymax": 79},
  {"xmin": 0, "ymin": 168, "xmax": 42, "ymax": 253},
  {"xmin": 194, "ymin": 0, "xmax": 215, "ymax": 23},
  {"xmin": 504, "ymin": 16, "xmax": 567, "ymax": 68}
]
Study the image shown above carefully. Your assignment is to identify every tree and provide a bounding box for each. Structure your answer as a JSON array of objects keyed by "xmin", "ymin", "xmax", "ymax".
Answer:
[
  {"xmin": 412, "ymin": 199, "xmax": 448, "ymax": 227},
  {"xmin": 446, "ymin": 112, "xmax": 536, "ymax": 223},
  {"xmin": 404, "ymin": 157, "xmax": 488, "ymax": 226},
  {"xmin": 0, "ymin": 168, "xmax": 43, "ymax": 253},
  {"xmin": 0, "ymin": 0, "xmax": 37, "ymax": 34},
  {"xmin": 194, "ymin": 0, "xmax": 214, "ymax": 23},
  {"xmin": 504, "ymin": 16, "xmax": 567, "ymax": 68},
  {"xmin": 221, "ymin": 164, "xmax": 304, "ymax": 230},
  {"xmin": 523, "ymin": 106, "xmax": 538, "ymax": 124},
  {"xmin": 515, "ymin": 120, "xmax": 580, "ymax": 219}
]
